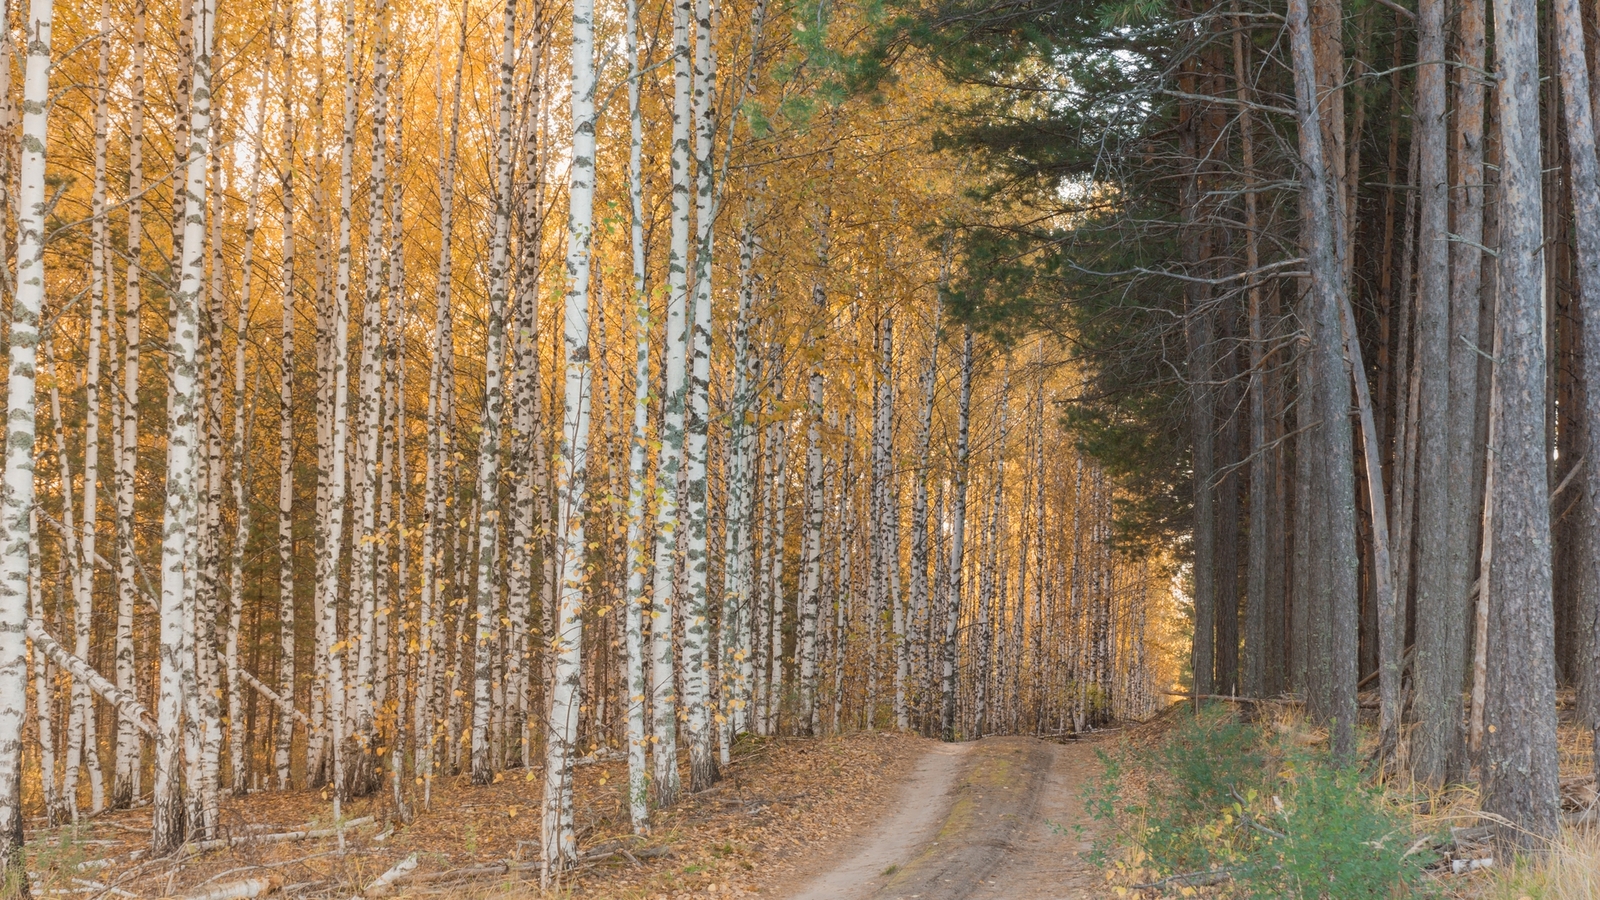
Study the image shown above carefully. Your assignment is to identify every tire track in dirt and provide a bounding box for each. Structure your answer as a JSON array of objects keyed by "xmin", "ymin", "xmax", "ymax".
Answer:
[{"xmin": 779, "ymin": 736, "xmax": 1104, "ymax": 900}]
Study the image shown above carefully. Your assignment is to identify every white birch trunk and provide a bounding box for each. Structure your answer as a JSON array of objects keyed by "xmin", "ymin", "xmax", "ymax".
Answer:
[
  {"xmin": 797, "ymin": 206, "xmax": 830, "ymax": 736},
  {"xmin": 719, "ymin": 212, "xmax": 760, "ymax": 749},
  {"xmin": 940, "ymin": 328, "xmax": 973, "ymax": 741},
  {"xmin": 228, "ymin": 134, "xmax": 266, "ymax": 797},
  {"xmin": 112, "ymin": 0, "xmax": 148, "ymax": 810},
  {"xmin": 152, "ymin": 0, "xmax": 216, "ymax": 851},
  {"xmin": 621, "ymin": 0, "xmax": 651, "ymax": 832},
  {"xmin": 908, "ymin": 297, "xmax": 939, "ymax": 733},
  {"xmin": 30, "ymin": 508, "xmax": 64, "ymax": 825},
  {"xmin": 469, "ymin": 0, "xmax": 517, "ymax": 787},
  {"xmin": 312, "ymin": 0, "xmax": 357, "ymax": 815},
  {"xmin": 346, "ymin": 0, "xmax": 391, "ymax": 798},
  {"xmin": 648, "ymin": 0, "xmax": 697, "ymax": 809},
  {"xmin": 543, "ymin": 0, "xmax": 597, "ymax": 866},
  {"xmin": 414, "ymin": 13, "xmax": 468, "ymax": 809},
  {"xmin": 678, "ymin": 0, "xmax": 720, "ymax": 790},
  {"xmin": 765, "ymin": 390, "xmax": 788, "ymax": 736},
  {"xmin": 275, "ymin": 0, "xmax": 298, "ymax": 792}
]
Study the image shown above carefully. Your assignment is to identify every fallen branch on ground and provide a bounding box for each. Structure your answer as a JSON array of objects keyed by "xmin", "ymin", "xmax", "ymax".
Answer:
[
  {"xmin": 1163, "ymin": 692, "xmax": 1298, "ymax": 705},
  {"xmin": 182, "ymin": 817, "xmax": 376, "ymax": 856},
  {"xmin": 174, "ymin": 875, "xmax": 283, "ymax": 900},
  {"xmin": 362, "ymin": 854, "xmax": 418, "ymax": 897},
  {"xmin": 1132, "ymin": 869, "xmax": 1233, "ymax": 889}
]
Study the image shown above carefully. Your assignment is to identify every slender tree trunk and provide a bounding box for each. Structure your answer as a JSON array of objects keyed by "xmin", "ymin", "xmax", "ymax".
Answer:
[
  {"xmin": 621, "ymin": 0, "xmax": 651, "ymax": 818},
  {"xmin": 346, "ymin": 0, "xmax": 392, "ymax": 798},
  {"xmin": 940, "ymin": 328, "xmax": 972, "ymax": 741},
  {"xmin": 798, "ymin": 197, "xmax": 830, "ymax": 737},
  {"xmin": 112, "ymin": 0, "xmax": 148, "ymax": 810},
  {"xmin": 152, "ymin": 0, "xmax": 216, "ymax": 851},
  {"xmin": 226, "ymin": 129, "xmax": 265, "ymax": 798},
  {"xmin": 1482, "ymin": 0, "xmax": 1560, "ymax": 844},
  {"xmin": 312, "ymin": 0, "xmax": 358, "ymax": 821},
  {"xmin": 648, "ymin": 0, "xmax": 696, "ymax": 807},
  {"xmin": 1287, "ymin": 0, "xmax": 1359, "ymax": 762},
  {"xmin": 543, "ymin": 0, "xmax": 597, "ymax": 864},
  {"xmin": 1411, "ymin": 0, "xmax": 1462, "ymax": 787},
  {"xmin": 275, "ymin": 0, "xmax": 298, "ymax": 792},
  {"xmin": 680, "ymin": 0, "xmax": 719, "ymax": 787},
  {"xmin": 1554, "ymin": 0, "xmax": 1600, "ymax": 785},
  {"xmin": 468, "ymin": 0, "xmax": 516, "ymax": 789}
]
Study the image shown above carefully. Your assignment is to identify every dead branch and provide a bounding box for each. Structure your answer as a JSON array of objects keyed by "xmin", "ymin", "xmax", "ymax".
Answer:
[
  {"xmin": 182, "ymin": 817, "xmax": 376, "ymax": 856},
  {"xmin": 173, "ymin": 875, "xmax": 283, "ymax": 900},
  {"xmin": 362, "ymin": 854, "xmax": 418, "ymax": 897},
  {"xmin": 26, "ymin": 619, "xmax": 155, "ymax": 735}
]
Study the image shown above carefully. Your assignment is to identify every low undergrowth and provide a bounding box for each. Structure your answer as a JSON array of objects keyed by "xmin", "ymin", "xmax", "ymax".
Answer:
[{"xmin": 1088, "ymin": 705, "xmax": 1434, "ymax": 898}]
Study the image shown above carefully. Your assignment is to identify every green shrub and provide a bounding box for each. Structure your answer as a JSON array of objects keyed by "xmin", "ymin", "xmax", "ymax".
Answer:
[{"xmin": 1087, "ymin": 706, "xmax": 1433, "ymax": 898}]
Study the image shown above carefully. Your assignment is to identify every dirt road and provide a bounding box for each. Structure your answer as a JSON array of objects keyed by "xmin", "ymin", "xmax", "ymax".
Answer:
[{"xmin": 780, "ymin": 736, "xmax": 1104, "ymax": 900}]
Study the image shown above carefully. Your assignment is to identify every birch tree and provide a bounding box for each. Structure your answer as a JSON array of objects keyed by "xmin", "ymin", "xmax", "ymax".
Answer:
[
  {"xmin": 111, "ymin": 0, "xmax": 149, "ymax": 811},
  {"xmin": 544, "ymin": 0, "xmax": 597, "ymax": 864},
  {"xmin": 153, "ymin": 0, "xmax": 217, "ymax": 851},
  {"xmin": 0, "ymin": 0, "xmax": 44, "ymax": 876},
  {"xmin": 648, "ymin": 0, "xmax": 697, "ymax": 808},
  {"xmin": 621, "ymin": 0, "xmax": 651, "ymax": 831},
  {"xmin": 940, "ymin": 327, "xmax": 972, "ymax": 742}
]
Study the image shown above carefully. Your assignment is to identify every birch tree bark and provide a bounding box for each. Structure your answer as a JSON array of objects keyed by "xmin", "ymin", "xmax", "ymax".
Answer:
[
  {"xmin": 621, "ymin": 0, "xmax": 651, "ymax": 819},
  {"xmin": 112, "ymin": 0, "xmax": 148, "ymax": 811},
  {"xmin": 228, "ymin": 127, "xmax": 266, "ymax": 797},
  {"xmin": 470, "ymin": 0, "xmax": 517, "ymax": 788},
  {"xmin": 940, "ymin": 328, "xmax": 972, "ymax": 741},
  {"xmin": 311, "ymin": 0, "xmax": 358, "ymax": 814},
  {"xmin": 414, "ymin": 11, "xmax": 468, "ymax": 808},
  {"xmin": 798, "ymin": 200, "xmax": 830, "ymax": 737},
  {"xmin": 0, "ymin": 0, "xmax": 45, "ymax": 871},
  {"xmin": 275, "ymin": 0, "xmax": 298, "ymax": 792},
  {"xmin": 153, "ymin": 0, "xmax": 216, "ymax": 851},
  {"xmin": 544, "ymin": 0, "xmax": 597, "ymax": 864},
  {"xmin": 648, "ymin": 0, "xmax": 696, "ymax": 808},
  {"xmin": 347, "ymin": 0, "xmax": 393, "ymax": 797}
]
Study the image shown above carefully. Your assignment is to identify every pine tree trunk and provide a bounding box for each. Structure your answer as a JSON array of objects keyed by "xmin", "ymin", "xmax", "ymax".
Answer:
[
  {"xmin": 1287, "ymin": 0, "xmax": 1359, "ymax": 763},
  {"xmin": 1554, "ymin": 0, "xmax": 1600, "ymax": 785},
  {"xmin": 1411, "ymin": 0, "xmax": 1462, "ymax": 787},
  {"xmin": 1482, "ymin": 0, "xmax": 1560, "ymax": 843}
]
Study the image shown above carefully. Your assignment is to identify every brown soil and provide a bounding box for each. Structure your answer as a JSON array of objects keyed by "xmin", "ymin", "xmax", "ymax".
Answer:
[
  {"xmin": 24, "ymin": 732, "xmax": 926, "ymax": 899},
  {"xmin": 776, "ymin": 736, "xmax": 1107, "ymax": 900}
]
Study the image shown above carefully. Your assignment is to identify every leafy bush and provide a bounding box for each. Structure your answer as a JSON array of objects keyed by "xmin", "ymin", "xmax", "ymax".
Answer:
[{"xmin": 1088, "ymin": 706, "xmax": 1433, "ymax": 898}]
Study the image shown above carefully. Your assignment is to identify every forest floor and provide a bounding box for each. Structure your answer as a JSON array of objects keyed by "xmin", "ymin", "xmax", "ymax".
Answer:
[{"xmin": 24, "ymin": 730, "xmax": 1111, "ymax": 899}]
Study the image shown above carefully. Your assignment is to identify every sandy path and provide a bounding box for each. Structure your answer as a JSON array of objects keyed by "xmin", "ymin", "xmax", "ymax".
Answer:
[
  {"xmin": 782, "ymin": 741, "xmax": 972, "ymax": 900},
  {"xmin": 778, "ymin": 736, "xmax": 1103, "ymax": 900}
]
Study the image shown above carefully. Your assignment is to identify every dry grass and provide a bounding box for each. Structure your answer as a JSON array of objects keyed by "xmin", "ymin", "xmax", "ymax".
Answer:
[{"xmin": 23, "ymin": 731, "xmax": 925, "ymax": 899}]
